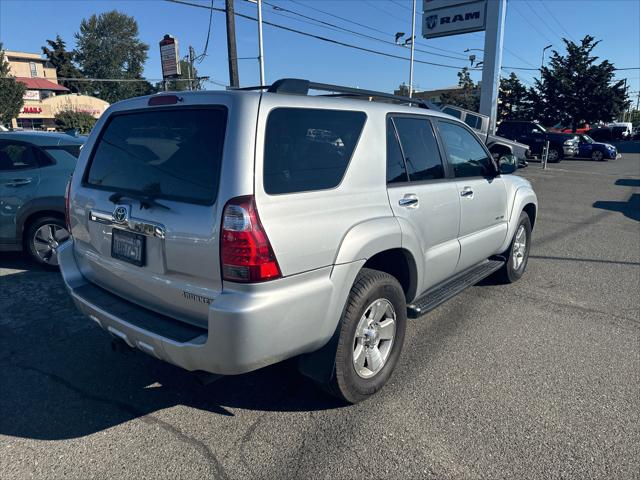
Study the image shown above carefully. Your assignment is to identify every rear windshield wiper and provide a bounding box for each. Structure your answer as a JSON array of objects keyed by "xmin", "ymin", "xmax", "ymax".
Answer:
[{"xmin": 109, "ymin": 192, "xmax": 170, "ymax": 211}]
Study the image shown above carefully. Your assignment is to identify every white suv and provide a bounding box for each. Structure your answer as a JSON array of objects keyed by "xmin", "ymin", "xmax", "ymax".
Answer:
[{"xmin": 59, "ymin": 79, "xmax": 537, "ymax": 403}]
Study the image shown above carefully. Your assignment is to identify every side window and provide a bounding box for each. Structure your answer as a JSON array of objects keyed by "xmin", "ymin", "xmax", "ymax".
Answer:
[
  {"xmin": 386, "ymin": 118, "xmax": 408, "ymax": 184},
  {"xmin": 438, "ymin": 121, "xmax": 495, "ymax": 178},
  {"xmin": 0, "ymin": 142, "xmax": 39, "ymax": 171},
  {"xmin": 442, "ymin": 107, "xmax": 462, "ymax": 119},
  {"xmin": 464, "ymin": 113, "xmax": 483, "ymax": 130},
  {"xmin": 393, "ymin": 117, "xmax": 444, "ymax": 182},
  {"xmin": 263, "ymin": 108, "xmax": 366, "ymax": 194}
]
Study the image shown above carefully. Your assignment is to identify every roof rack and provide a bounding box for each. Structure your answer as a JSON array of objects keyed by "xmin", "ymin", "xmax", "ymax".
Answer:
[{"xmin": 231, "ymin": 78, "xmax": 436, "ymax": 110}]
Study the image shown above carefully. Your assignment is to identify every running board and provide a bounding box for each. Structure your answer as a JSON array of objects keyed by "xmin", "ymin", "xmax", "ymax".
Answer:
[{"xmin": 407, "ymin": 259, "xmax": 504, "ymax": 319}]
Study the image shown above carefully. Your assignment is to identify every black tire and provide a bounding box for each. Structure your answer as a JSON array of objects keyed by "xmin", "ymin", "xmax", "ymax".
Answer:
[
  {"xmin": 548, "ymin": 147, "xmax": 562, "ymax": 163},
  {"xmin": 495, "ymin": 211, "xmax": 532, "ymax": 284},
  {"xmin": 591, "ymin": 150, "xmax": 607, "ymax": 162},
  {"xmin": 25, "ymin": 216, "xmax": 68, "ymax": 269},
  {"xmin": 320, "ymin": 268, "xmax": 407, "ymax": 404}
]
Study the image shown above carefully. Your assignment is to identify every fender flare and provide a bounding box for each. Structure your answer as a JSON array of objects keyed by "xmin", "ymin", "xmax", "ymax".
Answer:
[
  {"xmin": 498, "ymin": 186, "xmax": 538, "ymax": 253},
  {"xmin": 333, "ymin": 216, "xmax": 402, "ymax": 265},
  {"xmin": 15, "ymin": 196, "xmax": 65, "ymax": 241}
]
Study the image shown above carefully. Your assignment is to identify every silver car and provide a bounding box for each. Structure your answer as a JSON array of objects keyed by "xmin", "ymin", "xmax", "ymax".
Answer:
[{"xmin": 59, "ymin": 79, "xmax": 537, "ymax": 403}]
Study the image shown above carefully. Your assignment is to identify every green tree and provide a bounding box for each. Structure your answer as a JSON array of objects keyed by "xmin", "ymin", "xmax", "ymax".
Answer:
[
  {"xmin": 74, "ymin": 10, "xmax": 150, "ymax": 103},
  {"xmin": 440, "ymin": 67, "xmax": 480, "ymax": 111},
  {"xmin": 0, "ymin": 42, "xmax": 26, "ymax": 126},
  {"xmin": 498, "ymin": 72, "xmax": 533, "ymax": 121},
  {"xmin": 157, "ymin": 60, "xmax": 202, "ymax": 92},
  {"xmin": 42, "ymin": 35, "xmax": 86, "ymax": 94},
  {"xmin": 54, "ymin": 110, "xmax": 96, "ymax": 134},
  {"xmin": 532, "ymin": 35, "xmax": 629, "ymax": 131}
]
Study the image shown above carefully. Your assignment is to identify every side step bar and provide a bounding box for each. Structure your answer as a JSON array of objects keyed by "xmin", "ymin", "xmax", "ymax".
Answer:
[{"xmin": 407, "ymin": 259, "xmax": 504, "ymax": 319}]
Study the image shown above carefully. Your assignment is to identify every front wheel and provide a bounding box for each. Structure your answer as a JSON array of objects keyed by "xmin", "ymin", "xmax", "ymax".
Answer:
[
  {"xmin": 547, "ymin": 147, "xmax": 562, "ymax": 163},
  {"xmin": 591, "ymin": 150, "xmax": 606, "ymax": 161},
  {"xmin": 495, "ymin": 211, "xmax": 532, "ymax": 284},
  {"xmin": 319, "ymin": 268, "xmax": 407, "ymax": 404}
]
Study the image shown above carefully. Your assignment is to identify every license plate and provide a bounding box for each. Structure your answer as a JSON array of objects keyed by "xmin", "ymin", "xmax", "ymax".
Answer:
[{"xmin": 111, "ymin": 229, "xmax": 145, "ymax": 266}]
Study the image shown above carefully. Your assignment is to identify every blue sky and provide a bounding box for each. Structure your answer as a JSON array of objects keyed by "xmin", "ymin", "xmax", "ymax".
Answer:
[{"xmin": 1, "ymin": 0, "xmax": 639, "ymax": 96}]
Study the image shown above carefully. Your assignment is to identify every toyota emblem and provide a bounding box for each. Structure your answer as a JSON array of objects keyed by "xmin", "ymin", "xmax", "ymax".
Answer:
[{"xmin": 113, "ymin": 206, "xmax": 128, "ymax": 224}]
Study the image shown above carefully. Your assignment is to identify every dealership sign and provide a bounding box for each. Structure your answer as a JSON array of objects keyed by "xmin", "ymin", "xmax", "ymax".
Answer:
[
  {"xmin": 159, "ymin": 34, "xmax": 181, "ymax": 78},
  {"xmin": 422, "ymin": 0, "xmax": 487, "ymax": 39}
]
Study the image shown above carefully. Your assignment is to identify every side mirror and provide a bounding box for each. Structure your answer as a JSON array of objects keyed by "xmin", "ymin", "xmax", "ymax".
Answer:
[{"xmin": 498, "ymin": 154, "xmax": 518, "ymax": 174}]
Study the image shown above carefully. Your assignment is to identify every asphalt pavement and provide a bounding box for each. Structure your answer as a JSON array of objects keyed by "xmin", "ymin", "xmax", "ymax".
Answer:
[{"xmin": 1, "ymin": 152, "xmax": 639, "ymax": 479}]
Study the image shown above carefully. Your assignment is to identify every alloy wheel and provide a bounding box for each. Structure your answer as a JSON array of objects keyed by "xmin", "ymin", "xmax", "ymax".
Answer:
[
  {"xmin": 352, "ymin": 298, "xmax": 396, "ymax": 378},
  {"xmin": 32, "ymin": 224, "xmax": 69, "ymax": 266}
]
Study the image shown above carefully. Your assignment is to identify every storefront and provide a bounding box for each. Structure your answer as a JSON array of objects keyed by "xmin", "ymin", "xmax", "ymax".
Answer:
[{"xmin": 14, "ymin": 92, "xmax": 110, "ymax": 130}]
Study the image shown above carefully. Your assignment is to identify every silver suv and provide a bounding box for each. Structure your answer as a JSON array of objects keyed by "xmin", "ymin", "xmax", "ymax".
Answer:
[{"xmin": 59, "ymin": 79, "xmax": 537, "ymax": 403}]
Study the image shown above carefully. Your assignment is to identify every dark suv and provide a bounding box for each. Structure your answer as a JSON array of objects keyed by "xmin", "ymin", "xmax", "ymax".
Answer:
[{"xmin": 497, "ymin": 120, "xmax": 578, "ymax": 163}]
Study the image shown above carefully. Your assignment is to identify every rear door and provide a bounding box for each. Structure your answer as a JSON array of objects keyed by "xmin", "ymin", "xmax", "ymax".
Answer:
[
  {"xmin": 71, "ymin": 105, "xmax": 229, "ymax": 328},
  {"xmin": 436, "ymin": 120, "xmax": 508, "ymax": 273},
  {"xmin": 386, "ymin": 115, "xmax": 461, "ymax": 293},
  {"xmin": 0, "ymin": 140, "xmax": 41, "ymax": 243}
]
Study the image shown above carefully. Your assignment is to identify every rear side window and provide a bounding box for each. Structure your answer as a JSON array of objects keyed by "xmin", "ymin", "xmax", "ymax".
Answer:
[
  {"xmin": 85, "ymin": 108, "xmax": 227, "ymax": 205},
  {"xmin": 464, "ymin": 113, "xmax": 483, "ymax": 130},
  {"xmin": 0, "ymin": 142, "xmax": 39, "ymax": 171},
  {"xmin": 393, "ymin": 117, "xmax": 444, "ymax": 181},
  {"xmin": 263, "ymin": 108, "xmax": 366, "ymax": 194}
]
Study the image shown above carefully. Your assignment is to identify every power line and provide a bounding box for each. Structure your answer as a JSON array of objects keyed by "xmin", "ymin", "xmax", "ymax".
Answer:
[
  {"xmin": 539, "ymin": 0, "xmax": 575, "ymax": 42},
  {"xmin": 195, "ymin": 0, "xmax": 215, "ymax": 63},
  {"xmin": 522, "ymin": 0, "xmax": 565, "ymax": 44},
  {"xmin": 389, "ymin": 0, "xmax": 412, "ymax": 12},
  {"xmin": 256, "ymin": 0, "xmax": 470, "ymax": 61},
  {"xmin": 287, "ymin": 0, "xmax": 469, "ymax": 59},
  {"xmin": 165, "ymin": 0, "xmax": 473, "ymax": 70},
  {"xmin": 363, "ymin": 0, "xmax": 409, "ymax": 23},
  {"xmin": 510, "ymin": 3, "xmax": 556, "ymax": 46}
]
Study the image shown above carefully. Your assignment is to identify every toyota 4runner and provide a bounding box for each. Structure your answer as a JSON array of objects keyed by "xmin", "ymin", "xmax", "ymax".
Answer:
[{"xmin": 59, "ymin": 79, "xmax": 537, "ymax": 403}]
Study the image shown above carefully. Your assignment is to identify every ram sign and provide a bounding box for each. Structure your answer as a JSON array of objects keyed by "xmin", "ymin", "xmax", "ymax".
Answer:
[{"xmin": 422, "ymin": 0, "xmax": 487, "ymax": 39}]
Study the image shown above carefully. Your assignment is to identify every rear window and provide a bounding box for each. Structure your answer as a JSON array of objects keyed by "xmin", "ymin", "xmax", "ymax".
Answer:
[
  {"xmin": 85, "ymin": 108, "xmax": 227, "ymax": 205},
  {"xmin": 263, "ymin": 108, "xmax": 366, "ymax": 194}
]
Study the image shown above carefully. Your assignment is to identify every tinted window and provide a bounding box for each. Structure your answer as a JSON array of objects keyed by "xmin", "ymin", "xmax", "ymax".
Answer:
[
  {"xmin": 86, "ymin": 108, "xmax": 227, "ymax": 205},
  {"xmin": 442, "ymin": 107, "xmax": 462, "ymax": 119},
  {"xmin": 464, "ymin": 113, "xmax": 483, "ymax": 130},
  {"xmin": 386, "ymin": 119, "xmax": 408, "ymax": 184},
  {"xmin": 439, "ymin": 121, "xmax": 495, "ymax": 178},
  {"xmin": 393, "ymin": 117, "xmax": 444, "ymax": 181},
  {"xmin": 263, "ymin": 108, "xmax": 366, "ymax": 194},
  {"xmin": 0, "ymin": 142, "xmax": 39, "ymax": 171}
]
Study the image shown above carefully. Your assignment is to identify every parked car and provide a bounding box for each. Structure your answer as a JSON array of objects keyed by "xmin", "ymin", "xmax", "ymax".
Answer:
[
  {"xmin": 576, "ymin": 134, "xmax": 620, "ymax": 161},
  {"xmin": 608, "ymin": 122, "xmax": 633, "ymax": 139},
  {"xmin": 441, "ymin": 105, "xmax": 530, "ymax": 167},
  {"xmin": 59, "ymin": 79, "xmax": 537, "ymax": 403},
  {"xmin": 497, "ymin": 120, "xmax": 579, "ymax": 162},
  {"xmin": 0, "ymin": 131, "xmax": 85, "ymax": 267}
]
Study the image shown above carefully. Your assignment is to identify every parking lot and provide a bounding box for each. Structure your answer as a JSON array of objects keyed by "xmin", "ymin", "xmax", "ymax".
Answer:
[{"xmin": 1, "ymin": 152, "xmax": 638, "ymax": 479}]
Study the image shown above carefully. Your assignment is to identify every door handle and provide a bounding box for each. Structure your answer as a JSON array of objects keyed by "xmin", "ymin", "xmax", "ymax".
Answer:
[
  {"xmin": 398, "ymin": 194, "xmax": 419, "ymax": 208},
  {"xmin": 460, "ymin": 186, "xmax": 474, "ymax": 198},
  {"xmin": 4, "ymin": 178, "xmax": 33, "ymax": 187}
]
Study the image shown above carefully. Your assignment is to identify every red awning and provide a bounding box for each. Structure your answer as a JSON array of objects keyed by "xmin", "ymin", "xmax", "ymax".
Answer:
[{"xmin": 16, "ymin": 77, "xmax": 69, "ymax": 92}]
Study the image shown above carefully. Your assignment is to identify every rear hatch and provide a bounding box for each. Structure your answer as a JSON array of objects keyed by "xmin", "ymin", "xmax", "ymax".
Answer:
[{"xmin": 70, "ymin": 101, "xmax": 229, "ymax": 328}]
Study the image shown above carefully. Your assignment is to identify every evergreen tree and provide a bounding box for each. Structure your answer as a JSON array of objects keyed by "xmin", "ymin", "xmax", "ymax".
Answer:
[
  {"xmin": 74, "ymin": 10, "xmax": 150, "ymax": 103},
  {"xmin": 42, "ymin": 35, "xmax": 85, "ymax": 94},
  {"xmin": 498, "ymin": 73, "xmax": 532, "ymax": 121},
  {"xmin": 0, "ymin": 42, "xmax": 26, "ymax": 126},
  {"xmin": 532, "ymin": 35, "xmax": 629, "ymax": 130},
  {"xmin": 440, "ymin": 67, "xmax": 480, "ymax": 111}
]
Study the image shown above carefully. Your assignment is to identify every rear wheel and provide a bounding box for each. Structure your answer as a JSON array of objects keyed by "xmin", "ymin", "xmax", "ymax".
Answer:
[
  {"xmin": 25, "ymin": 216, "xmax": 69, "ymax": 269},
  {"xmin": 319, "ymin": 268, "xmax": 406, "ymax": 404},
  {"xmin": 495, "ymin": 211, "xmax": 532, "ymax": 283}
]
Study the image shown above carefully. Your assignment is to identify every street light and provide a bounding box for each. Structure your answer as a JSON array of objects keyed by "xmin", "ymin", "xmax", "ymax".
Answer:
[{"xmin": 541, "ymin": 44, "xmax": 553, "ymax": 70}]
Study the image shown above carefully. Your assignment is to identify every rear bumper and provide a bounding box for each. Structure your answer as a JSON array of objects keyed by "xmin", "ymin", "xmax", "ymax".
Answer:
[{"xmin": 58, "ymin": 240, "xmax": 361, "ymax": 375}]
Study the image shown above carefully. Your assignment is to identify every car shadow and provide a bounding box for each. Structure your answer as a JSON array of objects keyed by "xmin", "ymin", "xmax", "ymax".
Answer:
[
  {"xmin": 592, "ymin": 177, "xmax": 640, "ymax": 222},
  {"xmin": 615, "ymin": 178, "xmax": 640, "ymax": 187},
  {"xmin": 0, "ymin": 267, "xmax": 345, "ymax": 442}
]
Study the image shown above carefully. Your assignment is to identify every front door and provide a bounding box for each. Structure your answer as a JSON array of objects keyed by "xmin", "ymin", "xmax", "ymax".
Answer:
[
  {"xmin": 0, "ymin": 140, "xmax": 41, "ymax": 244},
  {"xmin": 385, "ymin": 116, "xmax": 461, "ymax": 294},
  {"xmin": 436, "ymin": 121, "xmax": 508, "ymax": 273}
]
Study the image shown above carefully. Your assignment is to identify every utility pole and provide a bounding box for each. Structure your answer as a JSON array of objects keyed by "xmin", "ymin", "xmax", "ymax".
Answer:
[
  {"xmin": 225, "ymin": 0, "xmax": 240, "ymax": 87},
  {"xmin": 257, "ymin": 0, "xmax": 265, "ymax": 85},
  {"xmin": 541, "ymin": 44, "xmax": 552, "ymax": 71},
  {"xmin": 408, "ymin": 0, "xmax": 416, "ymax": 98},
  {"xmin": 188, "ymin": 46, "xmax": 195, "ymax": 91}
]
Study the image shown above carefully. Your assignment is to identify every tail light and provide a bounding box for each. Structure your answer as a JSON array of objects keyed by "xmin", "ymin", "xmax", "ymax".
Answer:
[
  {"xmin": 64, "ymin": 177, "xmax": 72, "ymax": 231},
  {"xmin": 220, "ymin": 195, "xmax": 281, "ymax": 283}
]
